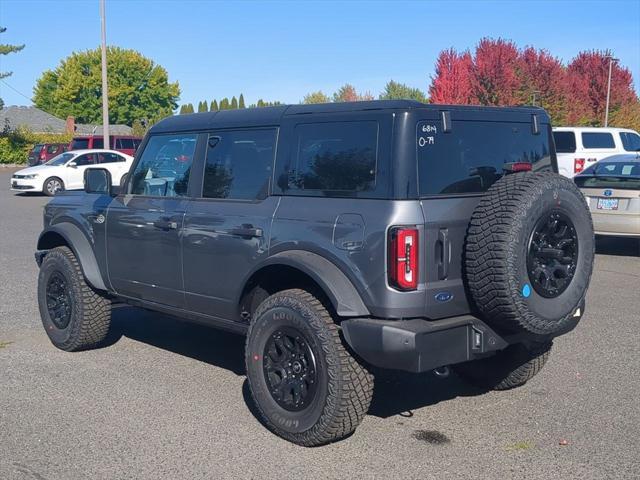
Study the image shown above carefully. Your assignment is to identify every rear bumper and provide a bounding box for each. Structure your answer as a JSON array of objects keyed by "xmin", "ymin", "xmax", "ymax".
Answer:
[{"xmin": 341, "ymin": 309, "xmax": 582, "ymax": 373}]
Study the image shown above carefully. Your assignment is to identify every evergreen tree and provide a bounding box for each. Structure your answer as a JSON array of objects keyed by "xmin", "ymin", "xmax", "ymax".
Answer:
[
  {"xmin": 231, "ymin": 96, "xmax": 238, "ymax": 109},
  {"xmin": 239, "ymin": 94, "xmax": 246, "ymax": 108},
  {"xmin": 210, "ymin": 99, "xmax": 218, "ymax": 111},
  {"xmin": 179, "ymin": 104, "xmax": 188, "ymax": 114},
  {"xmin": 220, "ymin": 98, "xmax": 230, "ymax": 110},
  {"xmin": 186, "ymin": 103, "xmax": 194, "ymax": 113},
  {"xmin": 198, "ymin": 100, "xmax": 208, "ymax": 112}
]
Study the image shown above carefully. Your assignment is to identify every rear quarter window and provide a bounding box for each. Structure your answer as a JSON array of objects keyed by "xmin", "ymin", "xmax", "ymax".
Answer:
[
  {"xmin": 581, "ymin": 132, "xmax": 615, "ymax": 149},
  {"xmin": 417, "ymin": 120, "xmax": 553, "ymax": 196},
  {"xmin": 620, "ymin": 132, "xmax": 640, "ymax": 152},
  {"xmin": 553, "ymin": 131, "xmax": 576, "ymax": 153}
]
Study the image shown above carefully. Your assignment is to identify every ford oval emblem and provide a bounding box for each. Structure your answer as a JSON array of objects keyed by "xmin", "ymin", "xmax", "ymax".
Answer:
[
  {"xmin": 603, "ymin": 189, "xmax": 613, "ymax": 197},
  {"xmin": 435, "ymin": 291, "xmax": 453, "ymax": 303}
]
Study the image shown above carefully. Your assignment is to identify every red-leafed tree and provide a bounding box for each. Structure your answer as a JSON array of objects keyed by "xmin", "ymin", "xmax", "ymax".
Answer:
[
  {"xmin": 429, "ymin": 48, "xmax": 474, "ymax": 104},
  {"xmin": 518, "ymin": 46, "xmax": 568, "ymax": 123},
  {"xmin": 565, "ymin": 50, "xmax": 637, "ymax": 125},
  {"xmin": 470, "ymin": 38, "xmax": 521, "ymax": 106}
]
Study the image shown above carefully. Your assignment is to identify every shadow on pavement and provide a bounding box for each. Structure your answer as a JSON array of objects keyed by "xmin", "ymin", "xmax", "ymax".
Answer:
[{"xmin": 595, "ymin": 236, "xmax": 640, "ymax": 257}]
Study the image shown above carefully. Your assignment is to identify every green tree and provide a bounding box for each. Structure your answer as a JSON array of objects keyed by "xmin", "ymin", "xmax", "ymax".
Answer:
[
  {"xmin": 33, "ymin": 46, "xmax": 180, "ymax": 125},
  {"xmin": 303, "ymin": 91, "xmax": 330, "ymax": 104},
  {"xmin": 231, "ymin": 96, "xmax": 238, "ymax": 109},
  {"xmin": 0, "ymin": 26, "xmax": 25, "ymax": 109},
  {"xmin": 210, "ymin": 99, "xmax": 218, "ymax": 111},
  {"xmin": 220, "ymin": 97, "xmax": 230, "ymax": 110},
  {"xmin": 131, "ymin": 119, "xmax": 146, "ymax": 137},
  {"xmin": 379, "ymin": 80, "xmax": 428, "ymax": 103},
  {"xmin": 179, "ymin": 104, "xmax": 188, "ymax": 114},
  {"xmin": 239, "ymin": 94, "xmax": 246, "ymax": 109},
  {"xmin": 198, "ymin": 100, "xmax": 208, "ymax": 112}
]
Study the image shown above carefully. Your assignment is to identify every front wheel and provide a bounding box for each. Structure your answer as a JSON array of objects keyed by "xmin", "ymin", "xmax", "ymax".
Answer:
[
  {"xmin": 245, "ymin": 289, "xmax": 373, "ymax": 446},
  {"xmin": 43, "ymin": 177, "xmax": 64, "ymax": 196}
]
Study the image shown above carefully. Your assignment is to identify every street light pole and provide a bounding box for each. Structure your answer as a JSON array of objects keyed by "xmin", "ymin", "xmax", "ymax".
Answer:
[
  {"xmin": 100, "ymin": 0, "xmax": 110, "ymax": 149},
  {"xmin": 604, "ymin": 55, "xmax": 617, "ymax": 127}
]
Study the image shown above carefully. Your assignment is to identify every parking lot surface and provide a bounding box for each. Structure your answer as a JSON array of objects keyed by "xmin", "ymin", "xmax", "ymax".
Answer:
[{"xmin": 1, "ymin": 168, "xmax": 639, "ymax": 479}]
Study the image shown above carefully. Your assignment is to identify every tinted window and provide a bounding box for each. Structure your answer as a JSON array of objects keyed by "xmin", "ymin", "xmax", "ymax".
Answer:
[
  {"xmin": 285, "ymin": 121, "xmax": 377, "ymax": 193},
  {"xmin": 32, "ymin": 144, "xmax": 44, "ymax": 153},
  {"xmin": 130, "ymin": 134, "xmax": 197, "ymax": 197},
  {"xmin": 116, "ymin": 138, "xmax": 135, "ymax": 149},
  {"xmin": 620, "ymin": 132, "xmax": 640, "ymax": 152},
  {"xmin": 575, "ymin": 161, "xmax": 640, "ymax": 190},
  {"xmin": 74, "ymin": 153, "xmax": 97, "ymax": 166},
  {"xmin": 70, "ymin": 138, "xmax": 89, "ymax": 150},
  {"xmin": 581, "ymin": 132, "xmax": 615, "ymax": 149},
  {"xmin": 553, "ymin": 131, "xmax": 576, "ymax": 153},
  {"xmin": 46, "ymin": 144, "xmax": 59, "ymax": 154},
  {"xmin": 93, "ymin": 138, "xmax": 104, "ymax": 149},
  {"xmin": 98, "ymin": 152, "xmax": 125, "ymax": 164},
  {"xmin": 203, "ymin": 129, "xmax": 276, "ymax": 200},
  {"xmin": 418, "ymin": 121, "xmax": 552, "ymax": 195},
  {"xmin": 133, "ymin": 139, "xmax": 142, "ymax": 150}
]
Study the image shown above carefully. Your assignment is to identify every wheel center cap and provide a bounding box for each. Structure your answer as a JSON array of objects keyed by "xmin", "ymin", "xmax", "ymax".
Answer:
[{"xmin": 292, "ymin": 361, "xmax": 302, "ymax": 374}]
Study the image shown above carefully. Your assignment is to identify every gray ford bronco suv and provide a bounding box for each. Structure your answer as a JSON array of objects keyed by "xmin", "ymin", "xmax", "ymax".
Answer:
[{"xmin": 36, "ymin": 100, "xmax": 594, "ymax": 446}]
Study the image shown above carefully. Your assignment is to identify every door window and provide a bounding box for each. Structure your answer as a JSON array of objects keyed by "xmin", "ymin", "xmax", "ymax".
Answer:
[
  {"xmin": 93, "ymin": 138, "xmax": 104, "ymax": 149},
  {"xmin": 130, "ymin": 134, "xmax": 198, "ymax": 197},
  {"xmin": 46, "ymin": 145, "xmax": 59, "ymax": 154},
  {"xmin": 74, "ymin": 153, "xmax": 97, "ymax": 166},
  {"xmin": 203, "ymin": 129, "xmax": 276, "ymax": 200},
  {"xmin": 98, "ymin": 152, "xmax": 125, "ymax": 163}
]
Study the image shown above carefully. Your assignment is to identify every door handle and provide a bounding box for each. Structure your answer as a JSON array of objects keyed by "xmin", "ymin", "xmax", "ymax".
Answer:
[
  {"xmin": 229, "ymin": 226, "xmax": 263, "ymax": 238},
  {"xmin": 153, "ymin": 218, "xmax": 178, "ymax": 230},
  {"xmin": 437, "ymin": 228, "xmax": 450, "ymax": 280}
]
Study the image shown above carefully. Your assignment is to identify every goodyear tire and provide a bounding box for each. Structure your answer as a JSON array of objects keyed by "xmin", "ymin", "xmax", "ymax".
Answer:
[
  {"xmin": 38, "ymin": 246, "xmax": 111, "ymax": 351},
  {"xmin": 465, "ymin": 172, "xmax": 594, "ymax": 335},
  {"xmin": 454, "ymin": 341, "xmax": 552, "ymax": 390},
  {"xmin": 245, "ymin": 289, "xmax": 373, "ymax": 447}
]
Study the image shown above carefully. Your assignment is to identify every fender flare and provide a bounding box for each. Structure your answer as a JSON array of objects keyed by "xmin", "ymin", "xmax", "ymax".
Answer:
[
  {"xmin": 37, "ymin": 223, "xmax": 107, "ymax": 291},
  {"xmin": 245, "ymin": 250, "xmax": 370, "ymax": 317}
]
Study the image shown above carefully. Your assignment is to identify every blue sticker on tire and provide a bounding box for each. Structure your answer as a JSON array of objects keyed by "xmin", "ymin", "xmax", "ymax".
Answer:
[{"xmin": 522, "ymin": 284, "xmax": 531, "ymax": 298}]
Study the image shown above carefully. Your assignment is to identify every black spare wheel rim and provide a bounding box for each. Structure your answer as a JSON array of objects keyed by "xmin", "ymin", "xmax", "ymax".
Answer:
[
  {"xmin": 263, "ymin": 326, "xmax": 317, "ymax": 412},
  {"xmin": 46, "ymin": 271, "xmax": 72, "ymax": 329},
  {"xmin": 527, "ymin": 210, "xmax": 579, "ymax": 298}
]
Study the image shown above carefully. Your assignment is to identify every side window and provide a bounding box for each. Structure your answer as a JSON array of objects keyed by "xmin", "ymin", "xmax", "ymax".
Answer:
[
  {"xmin": 46, "ymin": 145, "xmax": 58, "ymax": 154},
  {"xmin": 620, "ymin": 132, "xmax": 640, "ymax": 152},
  {"xmin": 114, "ymin": 138, "xmax": 123, "ymax": 149},
  {"xmin": 98, "ymin": 152, "xmax": 124, "ymax": 164},
  {"xmin": 553, "ymin": 131, "xmax": 576, "ymax": 153},
  {"xmin": 119, "ymin": 138, "xmax": 134, "ymax": 149},
  {"xmin": 133, "ymin": 139, "xmax": 141, "ymax": 150},
  {"xmin": 130, "ymin": 134, "xmax": 197, "ymax": 197},
  {"xmin": 581, "ymin": 132, "xmax": 615, "ymax": 149},
  {"xmin": 203, "ymin": 129, "xmax": 276, "ymax": 200},
  {"xmin": 285, "ymin": 121, "xmax": 377, "ymax": 194},
  {"xmin": 93, "ymin": 138, "xmax": 104, "ymax": 149},
  {"xmin": 74, "ymin": 153, "xmax": 97, "ymax": 166}
]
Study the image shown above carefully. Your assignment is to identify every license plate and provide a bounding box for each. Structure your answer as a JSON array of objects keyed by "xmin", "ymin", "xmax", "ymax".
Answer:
[
  {"xmin": 12, "ymin": 181, "xmax": 17, "ymax": 187},
  {"xmin": 597, "ymin": 198, "xmax": 619, "ymax": 210}
]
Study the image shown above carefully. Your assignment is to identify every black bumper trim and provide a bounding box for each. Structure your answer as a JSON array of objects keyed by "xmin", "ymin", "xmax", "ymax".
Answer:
[{"xmin": 342, "ymin": 315, "xmax": 509, "ymax": 373}]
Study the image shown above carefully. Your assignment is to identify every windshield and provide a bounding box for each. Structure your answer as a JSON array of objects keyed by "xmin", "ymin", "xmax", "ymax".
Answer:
[
  {"xmin": 31, "ymin": 144, "xmax": 44, "ymax": 153},
  {"xmin": 46, "ymin": 152, "xmax": 76, "ymax": 166},
  {"xmin": 574, "ymin": 161, "xmax": 640, "ymax": 190},
  {"xmin": 70, "ymin": 138, "xmax": 90, "ymax": 150}
]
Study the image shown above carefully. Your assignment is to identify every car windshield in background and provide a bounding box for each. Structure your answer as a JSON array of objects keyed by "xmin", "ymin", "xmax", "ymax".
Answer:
[
  {"xmin": 70, "ymin": 139, "xmax": 90, "ymax": 150},
  {"xmin": 418, "ymin": 121, "xmax": 552, "ymax": 195},
  {"xmin": 553, "ymin": 131, "xmax": 577, "ymax": 153},
  {"xmin": 46, "ymin": 152, "xmax": 76, "ymax": 166},
  {"xmin": 574, "ymin": 160, "xmax": 640, "ymax": 190}
]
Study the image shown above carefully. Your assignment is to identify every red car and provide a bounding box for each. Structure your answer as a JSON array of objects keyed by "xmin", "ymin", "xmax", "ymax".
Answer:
[
  {"xmin": 69, "ymin": 135, "xmax": 142, "ymax": 157},
  {"xmin": 27, "ymin": 143, "xmax": 69, "ymax": 166}
]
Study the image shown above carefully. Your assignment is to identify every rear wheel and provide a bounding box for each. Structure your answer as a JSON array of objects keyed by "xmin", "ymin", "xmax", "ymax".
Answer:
[
  {"xmin": 245, "ymin": 289, "xmax": 373, "ymax": 446},
  {"xmin": 37, "ymin": 246, "xmax": 111, "ymax": 351},
  {"xmin": 454, "ymin": 341, "xmax": 552, "ymax": 390},
  {"xmin": 43, "ymin": 177, "xmax": 64, "ymax": 196}
]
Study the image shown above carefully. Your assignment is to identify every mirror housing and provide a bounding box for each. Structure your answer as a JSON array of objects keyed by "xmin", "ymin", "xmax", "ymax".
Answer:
[
  {"xmin": 84, "ymin": 168, "xmax": 113, "ymax": 194},
  {"xmin": 67, "ymin": 161, "xmax": 77, "ymax": 168}
]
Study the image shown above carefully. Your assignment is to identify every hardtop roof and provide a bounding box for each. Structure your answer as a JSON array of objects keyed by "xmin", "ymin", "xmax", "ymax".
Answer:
[{"xmin": 150, "ymin": 100, "xmax": 549, "ymax": 134}]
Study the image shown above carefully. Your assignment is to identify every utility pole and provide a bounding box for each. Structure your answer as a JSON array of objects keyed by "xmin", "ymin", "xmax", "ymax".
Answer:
[
  {"xmin": 604, "ymin": 55, "xmax": 618, "ymax": 127},
  {"xmin": 100, "ymin": 0, "xmax": 110, "ymax": 149}
]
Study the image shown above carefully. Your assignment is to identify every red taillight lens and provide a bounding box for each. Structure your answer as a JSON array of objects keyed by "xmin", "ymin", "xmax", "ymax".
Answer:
[
  {"xmin": 388, "ymin": 227, "xmax": 419, "ymax": 291},
  {"xmin": 40, "ymin": 150, "xmax": 46, "ymax": 159},
  {"xmin": 574, "ymin": 158, "xmax": 585, "ymax": 173}
]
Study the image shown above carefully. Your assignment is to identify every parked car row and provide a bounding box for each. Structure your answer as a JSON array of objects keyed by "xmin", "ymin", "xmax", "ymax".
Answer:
[{"xmin": 27, "ymin": 134, "xmax": 141, "ymax": 166}]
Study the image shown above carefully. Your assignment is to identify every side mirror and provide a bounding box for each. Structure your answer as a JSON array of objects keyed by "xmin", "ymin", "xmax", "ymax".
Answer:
[
  {"xmin": 84, "ymin": 168, "xmax": 112, "ymax": 194},
  {"xmin": 68, "ymin": 161, "xmax": 77, "ymax": 168}
]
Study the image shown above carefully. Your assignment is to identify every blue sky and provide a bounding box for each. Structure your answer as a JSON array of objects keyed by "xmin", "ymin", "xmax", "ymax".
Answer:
[{"xmin": 1, "ymin": 0, "xmax": 639, "ymax": 109}]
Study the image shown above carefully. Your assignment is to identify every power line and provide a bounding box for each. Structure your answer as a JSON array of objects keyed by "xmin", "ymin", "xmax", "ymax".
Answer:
[{"xmin": 0, "ymin": 78, "xmax": 33, "ymax": 103}]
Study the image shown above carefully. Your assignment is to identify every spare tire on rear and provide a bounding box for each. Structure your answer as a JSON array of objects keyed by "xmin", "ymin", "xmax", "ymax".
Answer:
[{"xmin": 464, "ymin": 172, "xmax": 594, "ymax": 335}]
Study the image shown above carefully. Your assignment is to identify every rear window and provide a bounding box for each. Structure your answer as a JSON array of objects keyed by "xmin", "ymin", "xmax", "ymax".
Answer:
[
  {"xmin": 553, "ymin": 131, "xmax": 576, "ymax": 153},
  {"xmin": 620, "ymin": 132, "xmax": 640, "ymax": 152},
  {"xmin": 417, "ymin": 121, "xmax": 553, "ymax": 196},
  {"xmin": 574, "ymin": 161, "xmax": 640, "ymax": 190},
  {"xmin": 285, "ymin": 121, "xmax": 378, "ymax": 194},
  {"xmin": 70, "ymin": 138, "xmax": 89, "ymax": 150},
  {"xmin": 581, "ymin": 132, "xmax": 615, "ymax": 149}
]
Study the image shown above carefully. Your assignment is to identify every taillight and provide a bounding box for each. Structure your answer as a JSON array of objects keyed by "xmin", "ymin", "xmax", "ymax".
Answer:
[
  {"xmin": 40, "ymin": 150, "xmax": 46, "ymax": 159},
  {"xmin": 388, "ymin": 227, "xmax": 419, "ymax": 291},
  {"xmin": 574, "ymin": 158, "xmax": 585, "ymax": 173}
]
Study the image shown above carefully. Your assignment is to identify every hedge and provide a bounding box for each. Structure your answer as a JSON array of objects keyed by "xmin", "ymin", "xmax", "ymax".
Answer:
[{"xmin": 0, "ymin": 126, "xmax": 72, "ymax": 164}]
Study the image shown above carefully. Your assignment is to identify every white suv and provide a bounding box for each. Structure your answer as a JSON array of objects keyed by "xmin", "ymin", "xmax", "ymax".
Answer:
[
  {"xmin": 552, "ymin": 127, "xmax": 640, "ymax": 178},
  {"xmin": 10, "ymin": 149, "xmax": 133, "ymax": 196}
]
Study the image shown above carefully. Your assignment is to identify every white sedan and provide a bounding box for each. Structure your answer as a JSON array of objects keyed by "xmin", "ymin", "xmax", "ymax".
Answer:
[{"xmin": 10, "ymin": 149, "xmax": 134, "ymax": 196}]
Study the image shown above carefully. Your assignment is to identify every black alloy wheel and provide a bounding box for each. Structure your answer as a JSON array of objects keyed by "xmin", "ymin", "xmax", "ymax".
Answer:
[
  {"xmin": 263, "ymin": 327, "xmax": 318, "ymax": 412},
  {"xmin": 46, "ymin": 271, "xmax": 72, "ymax": 329},
  {"xmin": 527, "ymin": 210, "xmax": 579, "ymax": 298}
]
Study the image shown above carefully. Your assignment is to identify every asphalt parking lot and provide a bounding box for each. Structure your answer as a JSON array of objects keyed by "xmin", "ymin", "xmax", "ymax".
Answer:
[{"xmin": 1, "ymin": 168, "xmax": 639, "ymax": 480}]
